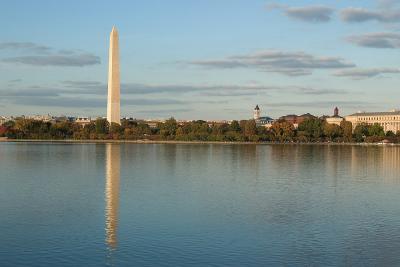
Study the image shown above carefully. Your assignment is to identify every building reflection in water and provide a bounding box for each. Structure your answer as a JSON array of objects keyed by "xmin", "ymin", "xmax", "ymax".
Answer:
[
  {"xmin": 350, "ymin": 146, "xmax": 400, "ymax": 182},
  {"xmin": 105, "ymin": 144, "xmax": 120, "ymax": 249}
]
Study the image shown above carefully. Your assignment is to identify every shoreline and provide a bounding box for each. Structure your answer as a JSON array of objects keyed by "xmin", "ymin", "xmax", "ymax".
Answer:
[{"xmin": 0, "ymin": 138, "xmax": 398, "ymax": 146}]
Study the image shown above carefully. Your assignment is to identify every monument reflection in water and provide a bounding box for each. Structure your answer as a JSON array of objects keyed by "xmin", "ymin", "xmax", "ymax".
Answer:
[{"xmin": 105, "ymin": 144, "xmax": 120, "ymax": 249}]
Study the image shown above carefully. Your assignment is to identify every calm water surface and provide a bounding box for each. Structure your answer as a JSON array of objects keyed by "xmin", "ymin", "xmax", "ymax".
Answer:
[{"xmin": 1, "ymin": 143, "xmax": 400, "ymax": 266}]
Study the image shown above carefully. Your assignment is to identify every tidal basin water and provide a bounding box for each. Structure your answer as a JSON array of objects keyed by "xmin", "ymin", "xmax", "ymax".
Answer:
[{"xmin": 1, "ymin": 143, "xmax": 400, "ymax": 266}]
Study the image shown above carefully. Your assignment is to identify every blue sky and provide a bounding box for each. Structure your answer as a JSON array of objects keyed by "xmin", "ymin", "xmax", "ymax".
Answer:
[{"xmin": 1, "ymin": 0, "xmax": 400, "ymax": 120}]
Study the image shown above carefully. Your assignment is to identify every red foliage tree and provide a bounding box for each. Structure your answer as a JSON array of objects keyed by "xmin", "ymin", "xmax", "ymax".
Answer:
[{"xmin": 0, "ymin": 126, "xmax": 7, "ymax": 136}]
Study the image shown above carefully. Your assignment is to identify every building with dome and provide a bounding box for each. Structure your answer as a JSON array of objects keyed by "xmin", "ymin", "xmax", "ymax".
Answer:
[
  {"xmin": 326, "ymin": 107, "xmax": 344, "ymax": 126},
  {"xmin": 253, "ymin": 105, "xmax": 274, "ymax": 128}
]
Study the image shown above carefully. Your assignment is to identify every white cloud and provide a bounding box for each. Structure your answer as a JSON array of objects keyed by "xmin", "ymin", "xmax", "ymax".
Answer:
[
  {"xmin": 189, "ymin": 50, "xmax": 354, "ymax": 76},
  {"xmin": 334, "ymin": 68, "xmax": 400, "ymax": 79},
  {"xmin": 268, "ymin": 3, "xmax": 334, "ymax": 23},
  {"xmin": 347, "ymin": 32, "xmax": 400, "ymax": 48},
  {"xmin": 341, "ymin": 7, "xmax": 400, "ymax": 23},
  {"xmin": 0, "ymin": 41, "xmax": 100, "ymax": 67}
]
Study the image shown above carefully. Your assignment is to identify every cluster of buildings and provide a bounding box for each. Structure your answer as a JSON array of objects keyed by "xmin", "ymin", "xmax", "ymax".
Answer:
[
  {"xmin": 253, "ymin": 105, "xmax": 400, "ymax": 133},
  {"xmin": 0, "ymin": 115, "xmax": 227, "ymax": 130},
  {"xmin": 2, "ymin": 107, "xmax": 400, "ymax": 134},
  {"xmin": 254, "ymin": 105, "xmax": 322, "ymax": 129},
  {"xmin": 0, "ymin": 115, "xmax": 94, "ymax": 127}
]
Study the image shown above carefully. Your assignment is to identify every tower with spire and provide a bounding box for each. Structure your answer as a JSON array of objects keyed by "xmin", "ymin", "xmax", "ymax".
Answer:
[
  {"xmin": 253, "ymin": 105, "xmax": 260, "ymax": 120},
  {"xmin": 334, "ymin": 107, "xmax": 339, "ymax": 117}
]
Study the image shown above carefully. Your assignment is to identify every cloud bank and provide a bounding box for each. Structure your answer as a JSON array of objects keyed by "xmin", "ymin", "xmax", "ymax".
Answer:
[
  {"xmin": 268, "ymin": 4, "xmax": 334, "ymax": 23},
  {"xmin": 340, "ymin": 7, "xmax": 400, "ymax": 23},
  {"xmin": 0, "ymin": 42, "xmax": 51, "ymax": 54},
  {"xmin": 347, "ymin": 32, "xmax": 400, "ymax": 48},
  {"xmin": 0, "ymin": 41, "xmax": 100, "ymax": 67},
  {"xmin": 3, "ymin": 54, "xmax": 100, "ymax": 67},
  {"xmin": 334, "ymin": 68, "xmax": 400, "ymax": 79},
  {"xmin": 189, "ymin": 50, "xmax": 354, "ymax": 76},
  {"xmin": 285, "ymin": 6, "xmax": 334, "ymax": 23}
]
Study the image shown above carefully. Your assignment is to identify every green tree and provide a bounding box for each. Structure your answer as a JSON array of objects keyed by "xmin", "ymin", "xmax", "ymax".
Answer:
[
  {"xmin": 95, "ymin": 118, "xmax": 109, "ymax": 135},
  {"xmin": 297, "ymin": 118, "xmax": 323, "ymax": 141},
  {"xmin": 368, "ymin": 123, "xmax": 385, "ymax": 137},
  {"xmin": 340, "ymin": 121, "xmax": 353, "ymax": 142},
  {"xmin": 190, "ymin": 121, "xmax": 210, "ymax": 141},
  {"xmin": 211, "ymin": 123, "xmax": 229, "ymax": 136},
  {"xmin": 109, "ymin": 122, "xmax": 123, "ymax": 139},
  {"xmin": 230, "ymin": 120, "xmax": 241, "ymax": 132},
  {"xmin": 239, "ymin": 120, "xmax": 247, "ymax": 135},
  {"xmin": 353, "ymin": 123, "xmax": 369, "ymax": 142},
  {"xmin": 110, "ymin": 122, "xmax": 122, "ymax": 134},
  {"xmin": 323, "ymin": 123, "xmax": 343, "ymax": 141},
  {"xmin": 244, "ymin": 120, "xmax": 257, "ymax": 137},
  {"xmin": 3, "ymin": 120, "xmax": 15, "ymax": 128},
  {"xmin": 270, "ymin": 120, "xmax": 295, "ymax": 142},
  {"xmin": 386, "ymin": 130, "xmax": 395, "ymax": 137},
  {"xmin": 162, "ymin": 117, "xmax": 178, "ymax": 139},
  {"xmin": 50, "ymin": 122, "xmax": 72, "ymax": 139}
]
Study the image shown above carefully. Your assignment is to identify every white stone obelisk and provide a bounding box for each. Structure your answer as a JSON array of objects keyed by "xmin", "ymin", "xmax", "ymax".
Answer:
[{"xmin": 107, "ymin": 26, "xmax": 121, "ymax": 125}]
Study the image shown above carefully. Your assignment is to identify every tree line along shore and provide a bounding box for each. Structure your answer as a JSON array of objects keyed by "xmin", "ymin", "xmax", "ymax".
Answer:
[{"xmin": 1, "ymin": 117, "xmax": 400, "ymax": 143}]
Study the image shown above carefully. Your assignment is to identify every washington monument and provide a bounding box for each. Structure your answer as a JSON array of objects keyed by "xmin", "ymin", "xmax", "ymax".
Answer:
[{"xmin": 107, "ymin": 26, "xmax": 120, "ymax": 125}]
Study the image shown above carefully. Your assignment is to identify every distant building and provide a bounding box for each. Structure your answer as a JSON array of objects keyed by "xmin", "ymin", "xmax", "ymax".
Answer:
[
  {"xmin": 75, "ymin": 117, "xmax": 92, "ymax": 127},
  {"xmin": 253, "ymin": 105, "xmax": 261, "ymax": 120},
  {"xmin": 206, "ymin": 120, "xmax": 231, "ymax": 124},
  {"xmin": 143, "ymin": 119, "xmax": 165, "ymax": 129},
  {"xmin": 256, "ymin": 116, "xmax": 274, "ymax": 128},
  {"xmin": 206, "ymin": 120, "xmax": 232, "ymax": 128},
  {"xmin": 279, "ymin": 113, "xmax": 315, "ymax": 129},
  {"xmin": 56, "ymin": 116, "xmax": 76, "ymax": 123},
  {"xmin": 27, "ymin": 114, "xmax": 54, "ymax": 123},
  {"xmin": 334, "ymin": 107, "xmax": 339, "ymax": 117},
  {"xmin": 146, "ymin": 122, "xmax": 159, "ymax": 129},
  {"xmin": 122, "ymin": 117, "xmax": 136, "ymax": 122},
  {"xmin": 253, "ymin": 105, "xmax": 274, "ymax": 128},
  {"xmin": 0, "ymin": 116, "xmax": 8, "ymax": 126},
  {"xmin": 326, "ymin": 107, "xmax": 344, "ymax": 126},
  {"xmin": 345, "ymin": 110, "xmax": 400, "ymax": 133}
]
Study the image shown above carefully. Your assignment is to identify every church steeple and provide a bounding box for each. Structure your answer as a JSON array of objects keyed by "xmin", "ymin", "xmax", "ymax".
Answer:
[
  {"xmin": 253, "ymin": 105, "xmax": 261, "ymax": 120},
  {"xmin": 334, "ymin": 107, "xmax": 339, "ymax": 117}
]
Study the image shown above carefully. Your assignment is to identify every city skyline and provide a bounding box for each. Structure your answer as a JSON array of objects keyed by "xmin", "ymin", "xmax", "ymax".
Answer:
[{"xmin": 1, "ymin": 0, "xmax": 400, "ymax": 120}]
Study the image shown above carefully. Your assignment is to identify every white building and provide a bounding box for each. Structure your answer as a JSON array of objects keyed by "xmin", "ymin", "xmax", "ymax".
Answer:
[
  {"xmin": 326, "ymin": 107, "xmax": 344, "ymax": 126},
  {"xmin": 27, "ymin": 114, "xmax": 54, "ymax": 122},
  {"xmin": 75, "ymin": 117, "xmax": 92, "ymax": 127},
  {"xmin": 253, "ymin": 105, "xmax": 274, "ymax": 128},
  {"xmin": 345, "ymin": 110, "xmax": 400, "ymax": 133}
]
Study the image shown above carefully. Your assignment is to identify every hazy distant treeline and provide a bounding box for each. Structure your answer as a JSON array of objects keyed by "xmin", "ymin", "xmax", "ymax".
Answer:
[{"xmin": 1, "ymin": 117, "xmax": 399, "ymax": 143}]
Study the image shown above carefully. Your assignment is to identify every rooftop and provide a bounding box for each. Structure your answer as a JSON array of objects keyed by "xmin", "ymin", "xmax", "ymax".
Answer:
[
  {"xmin": 280, "ymin": 113, "xmax": 315, "ymax": 118},
  {"xmin": 257, "ymin": 116, "xmax": 273, "ymax": 121},
  {"xmin": 347, "ymin": 111, "xmax": 400, "ymax": 116}
]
